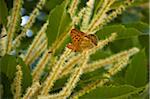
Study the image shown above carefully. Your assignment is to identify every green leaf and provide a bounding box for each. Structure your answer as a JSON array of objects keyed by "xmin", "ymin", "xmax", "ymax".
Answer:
[
  {"xmin": 125, "ymin": 50, "xmax": 148, "ymax": 87},
  {"xmin": 96, "ymin": 25, "xmax": 142, "ymax": 40},
  {"xmin": 124, "ymin": 22, "xmax": 149, "ymax": 34},
  {"xmin": 109, "ymin": 36, "xmax": 141, "ymax": 53},
  {"xmin": 110, "ymin": 67, "xmax": 127, "ymax": 85},
  {"xmin": 0, "ymin": 73, "xmax": 13, "ymax": 98},
  {"xmin": 80, "ymin": 85, "xmax": 137, "ymax": 99},
  {"xmin": 54, "ymin": 36, "xmax": 71, "ymax": 55},
  {"xmin": 50, "ymin": 76, "xmax": 68, "ymax": 93},
  {"xmin": 90, "ymin": 49, "xmax": 112, "ymax": 61},
  {"xmin": 0, "ymin": 55, "xmax": 17, "ymax": 79},
  {"xmin": 0, "ymin": 0, "xmax": 8, "ymax": 26},
  {"xmin": 46, "ymin": 0, "xmax": 72, "ymax": 48},
  {"xmin": 0, "ymin": 55, "xmax": 32, "ymax": 92},
  {"xmin": 110, "ymin": 0, "xmax": 124, "ymax": 9},
  {"xmin": 44, "ymin": 0, "xmax": 64, "ymax": 11},
  {"xmin": 96, "ymin": 25, "xmax": 125, "ymax": 39},
  {"xmin": 95, "ymin": 24, "xmax": 144, "ymax": 53},
  {"xmin": 139, "ymin": 35, "xmax": 149, "ymax": 58}
]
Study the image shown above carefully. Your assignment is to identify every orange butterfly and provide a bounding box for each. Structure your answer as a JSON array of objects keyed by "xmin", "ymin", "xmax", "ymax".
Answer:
[{"xmin": 67, "ymin": 29, "xmax": 98, "ymax": 52}]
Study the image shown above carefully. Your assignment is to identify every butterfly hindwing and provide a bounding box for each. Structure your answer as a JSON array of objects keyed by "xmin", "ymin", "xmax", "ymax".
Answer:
[
  {"xmin": 70, "ymin": 29, "xmax": 85, "ymax": 42},
  {"xmin": 85, "ymin": 34, "xmax": 98, "ymax": 46}
]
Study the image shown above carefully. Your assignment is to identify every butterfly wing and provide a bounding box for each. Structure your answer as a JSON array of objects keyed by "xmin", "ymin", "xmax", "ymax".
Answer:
[
  {"xmin": 80, "ymin": 34, "xmax": 98, "ymax": 50},
  {"xmin": 70, "ymin": 29, "xmax": 85, "ymax": 42},
  {"xmin": 70, "ymin": 29, "xmax": 85, "ymax": 51},
  {"xmin": 80, "ymin": 37, "xmax": 94, "ymax": 50},
  {"xmin": 85, "ymin": 34, "xmax": 98, "ymax": 46}
]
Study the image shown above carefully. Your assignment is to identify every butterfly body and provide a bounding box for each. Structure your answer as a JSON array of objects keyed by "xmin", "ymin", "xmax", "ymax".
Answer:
[{"xmin": 67, "ymin": 29, "xmax": 98, "ymax": 52}]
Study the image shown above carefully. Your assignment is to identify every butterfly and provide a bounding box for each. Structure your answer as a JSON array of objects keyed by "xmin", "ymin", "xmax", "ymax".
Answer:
[{"xmin": 67, "ymin": 29, "xmax": 98, "ymax": 52}]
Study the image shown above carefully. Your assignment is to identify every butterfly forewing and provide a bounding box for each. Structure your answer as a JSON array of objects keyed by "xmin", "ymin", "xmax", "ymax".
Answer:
[{"xmin": 70, "ymin": 29, "xmax": 85, "ymax": 43}]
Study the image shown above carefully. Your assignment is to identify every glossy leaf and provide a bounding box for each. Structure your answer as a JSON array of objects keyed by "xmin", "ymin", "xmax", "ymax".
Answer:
[
  {"xmin": 80, "ymin": 85, "xmax": 137, "ymax": 99},
  {"xmin": 46, "ymin": 0, "xmax": 72, "ymax": 48},
  {"xmin": 90, "ymin": 49, "xmax": 112, "ymax": 61},
  {"xmin": 109, "ymin": 36, "xmax": 141, "ymax": 53},
  {"xmin": 0, "ymin": 73, "xmax": 13, "ymax": 98},
  {"xmin": 125, "ymin": 50, "xmax": 148, "ymax": 87},
  {"xmin": 139, "ymin": 35, "xmax": 149, "ymax": 58},
  {"xmin": 0, "ymin": 0, "xmax": 8, "ymax": 26},
  {"xmin": 124, "ymin": 22, "xmax": 149, "ymax": 34},
  {"xmin": 44, "ymin": 0, "xmax": 64, "ymax": 11},
  {"xmin": 96, "ymin": 25, "xmax": 142, "ymax": 40}
]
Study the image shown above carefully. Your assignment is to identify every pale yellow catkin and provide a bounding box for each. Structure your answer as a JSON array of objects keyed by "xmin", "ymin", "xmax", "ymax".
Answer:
[
  {"xmin": 68, "ymin": 0, "xmax": 80, "ymax": 18},
  {"xmin": 81, "ymin": 0, "xmax": 95, "ymax": 31},
  {"xmin": 25, "ymin": 40, "xmax": 47, "ymax": 65},
  {"xmin": 24, "ymin": 21, "xmax": 48, "ymax": 64},
  {"xmin": 73, "ymin": 8, "xmax": 86, "ymax": 25},
  {"xmin": 59, "ymin": 54, "xmax": 82, "ymax": 78},
  {"xmin": 60, "ymin": 51, "xmax": 89, "ymax": 99},
  {"xmin": 32, "ymin": 50, "xmax": 51, "ymax": 82},
  {"xmin": 86, "ymin": 0, "xmax": 115, "ymax": 33},
  {"xmin": 13, "ymin": 65, "xmax": 22, "ymax": 99},
  {"xmin": 94, "ymin": 0, "xmax": 134, "ymax": 31},
  {"xmin": 6, "ymin": 0, "xmax": 23, "ymax": 53},
  {"xmin": 23, "ymin": 82, "xmax": 41, "ymax": 99},
  {"xmin": 38, "ymin": 93, "xmax": 64, "ymax": 99},
  {"xmin": 40, "ymin": 48, "xmax": 71, "ymax": 95},
  {"xmin": 0, "ymin": 27, "xmax": 7, "ymax": 56},
  {"xmin": 13, "ymin": 0, "xmax": 47, "ymax": 48}
]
